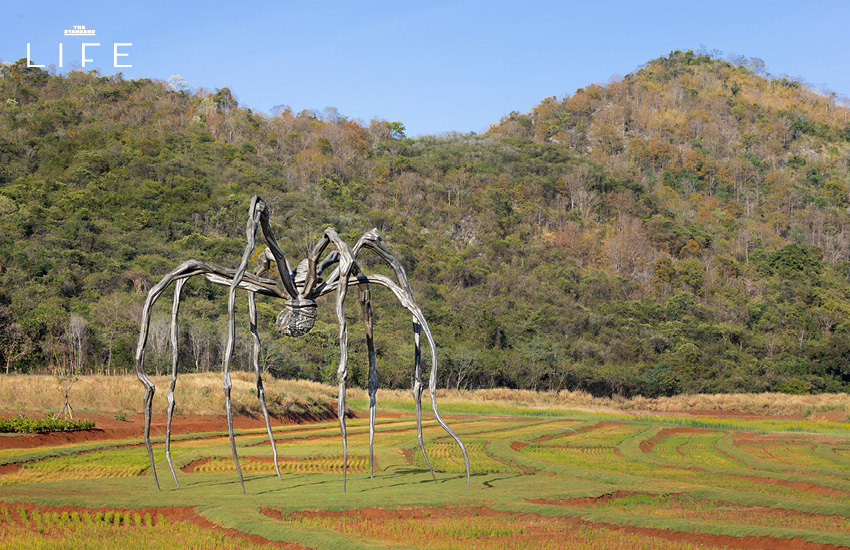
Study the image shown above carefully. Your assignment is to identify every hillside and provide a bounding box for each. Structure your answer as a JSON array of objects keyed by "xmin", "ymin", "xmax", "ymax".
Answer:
[{"xmin": 1, "ymin": 50, "xmax": 849, "ymax": 397}]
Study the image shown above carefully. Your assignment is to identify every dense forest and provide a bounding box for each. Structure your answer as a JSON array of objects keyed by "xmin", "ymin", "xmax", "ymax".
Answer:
[{"xmin": 2, "ymin": 50, "xmax": 850, "ymax": 397}]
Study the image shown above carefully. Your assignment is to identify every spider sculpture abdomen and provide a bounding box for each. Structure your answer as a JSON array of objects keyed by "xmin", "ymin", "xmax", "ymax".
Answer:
[
  {"xmin": 276, "ymin": 299, "xmax": 317, "ymax": 337},
  {"xmin": 134, "ymin": 195, "xmax": 470, "ymax": 494}
]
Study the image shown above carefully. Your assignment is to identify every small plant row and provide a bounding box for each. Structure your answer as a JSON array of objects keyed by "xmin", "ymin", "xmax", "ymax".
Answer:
[
  {"xmin": 412, "ymin": 441, "xmax": 520, "ymax": 474},
  {"xmin": 0, "ymin": 414, "xmax": 95, "ymax": 434},
  {"xmin": 0, "ymin": 504, "xmax": 164, "ymax": 532},
  {"xmin": 190, "ymin": 454, "xmax": 370, "ymax": 474},
  {"xmin": 0, "ymin": 504, "xmax": 269, "ymax": 549}
]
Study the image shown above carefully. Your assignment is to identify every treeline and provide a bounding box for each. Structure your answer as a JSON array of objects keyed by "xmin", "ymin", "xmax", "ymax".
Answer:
[{"xmin": 1, "ymin": 50, "xmax": 850, "ymax": 397}]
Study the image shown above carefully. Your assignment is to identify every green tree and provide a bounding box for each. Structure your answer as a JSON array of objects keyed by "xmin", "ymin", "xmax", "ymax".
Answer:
[
  {"xmin": 767, "ymin": 244, "xmax": 822, "ymax": 280},
  {"xmin": 652, "ymin": 257, "xmax": 679, "ymax": 293}
]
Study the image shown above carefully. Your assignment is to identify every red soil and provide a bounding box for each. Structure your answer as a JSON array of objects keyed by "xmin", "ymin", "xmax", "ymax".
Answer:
[
  {"xmin": 0, "ymin": 410, "xmax": 337, "ymax": 450},
  {"xmin": 0, "ymin": 462, "xmax": 20, "ymax": 475},
  {"xmin": 510, "ymin": 441, "xmax": 528, "ymax": 451},
  {"xmin": 808, "ymin": 410, "xmax": 848, "ymax": 423},
  {"xmin": 530, "ymin": 490, "xmax": 661, "ymax": 506},
  {"xmin": 632, "ymin": 408, "xmax": 809, "ymax": 421}
]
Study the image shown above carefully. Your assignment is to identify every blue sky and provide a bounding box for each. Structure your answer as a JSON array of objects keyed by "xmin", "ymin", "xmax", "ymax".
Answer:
[{"xmin": 2, "ymin": 0, "xmax": 848, "ymax": 136}]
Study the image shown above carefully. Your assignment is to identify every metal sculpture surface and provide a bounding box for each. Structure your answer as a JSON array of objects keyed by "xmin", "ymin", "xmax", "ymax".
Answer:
[{"xmin": 135, "ymin": 196, "xmax": 469, "ymax": 493}]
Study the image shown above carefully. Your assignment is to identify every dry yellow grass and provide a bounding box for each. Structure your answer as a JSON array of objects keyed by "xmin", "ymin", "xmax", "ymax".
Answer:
[
  {"xmin": 1, "ymin": 374, "xmax": 848, "ymax": 420},
  {"xmin": 622, "ymin": 392, "xmax": 850, "ymax": 418},
  {"xmin": 0, "ymin": 373, "xmax": 336, "ymax": 417},
  {"xmin": 347, "ymin": 386, "xmax": 850, "ymax": 419}
]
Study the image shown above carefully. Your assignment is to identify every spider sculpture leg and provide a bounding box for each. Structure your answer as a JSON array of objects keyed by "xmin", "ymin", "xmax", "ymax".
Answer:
[
  {"xmin": 358, "ymin": 284, "xmax": 378, "ymax": 478},
  {"xmin": 350, "ymin": 230, "xmax": 469, "ymax": 488},
  {"xmin": 136, "ymin": 260, "xmax": 214, "ymax": 491},
  {"xmin": 165, "ymin": 277, "xmax": 186, "ymax": 487},
  {"xmin": 137, "ymin": 197, "xmax": 294, "ymax": 494},
  {"xmin": 315, "ymin": 227, "xmax": 470, "ymax": 489},
  {"xmin": 317, "ymin": 228, "xmax": 357, "ymax": 491},
  {"xmin": 137, "ymin": 358, "xmax": 159, "ymax": 490},
  {"xmin": 425, "ymin": 319, "xmax": 471, "ymax": 489},
  {"xmin": 337, "ymin": 252, "xmax": 353, "ymax": 492},
  {"xmin": 248, "ymin": 291, "xmax": 282, "ymax": 480},
  {"xmin": 136, "ymin": 259, "xmax": 285, "ymax": 491},
  {"xmin": 221, "ymin": 197, "xmax": 269, "ymax": 495},
  {"xmin": 412, "ymin": 319, "xmax": 435, "ymax": 480}
]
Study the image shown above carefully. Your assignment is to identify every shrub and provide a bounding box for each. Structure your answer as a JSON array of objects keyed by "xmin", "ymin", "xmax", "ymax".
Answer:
[{"xmin": 0, "ymin": 413, "xmax": 95, "ymax": 433}]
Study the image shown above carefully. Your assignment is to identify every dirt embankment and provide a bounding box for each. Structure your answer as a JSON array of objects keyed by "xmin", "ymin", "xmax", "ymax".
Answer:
[{"xmin": 0, "ymin": 409, "xmax": 341, "ymax": 450}]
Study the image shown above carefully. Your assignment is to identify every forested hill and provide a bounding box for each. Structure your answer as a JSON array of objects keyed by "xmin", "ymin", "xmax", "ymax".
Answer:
[{"xmin": 1, "ymin": 50, "xmax": 850, "ymax": 397}]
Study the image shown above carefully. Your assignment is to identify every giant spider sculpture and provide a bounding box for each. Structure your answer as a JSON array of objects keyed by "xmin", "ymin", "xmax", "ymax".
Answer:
[{"xmin": 135, "ymin": 196, "xmax": 469, "ymax": 493}]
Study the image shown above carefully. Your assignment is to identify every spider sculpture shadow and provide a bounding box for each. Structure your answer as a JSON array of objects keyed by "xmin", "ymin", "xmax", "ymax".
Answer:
[{"xmin": 135, "ymin": 196, "xmax": 469, "ymax": 493}]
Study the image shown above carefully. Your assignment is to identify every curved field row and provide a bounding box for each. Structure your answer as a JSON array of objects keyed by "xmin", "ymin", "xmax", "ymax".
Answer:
[
  {"xmin": 409, "ymin": 441, "xmax": 522, "ymax": 474},
  {"xmin": 637, "ymin": 427, "xmax": 850, "ymax": 479},
  {"xmin": 649, "ymin": 431, "xmax": 741, "ymax": 468},
  {"xmin": 520, "ymin": 442, "xmax": 850, "ymax": 504},
  {"xmin": 1, "ymin": 409, "xmax": 849, "ymax": 549},
  {"xmin": 536, "ymin": 422, "xmax": 647, "ymax": 447},
  {"xmin": 265, "ymin": 506, "xmax": 734, "ymax": 550},
  {"xmin": 734, "ymin": 441, "xmax": 847, "ymax": 470},
  {"xmin": 263, "ymin": 504, "xmax": 850, "ymax": 550},
  {"xmin": 483, "ymin": 419, "xmax": 584, "ymax": 440},
  {"xmin": 0, "ymin": 447, "xmax": 167, "ymax": 485},
  {"xmin": 534, "ymin": 492, "xmax": 850, "ymax": 532},
  {"xmin": 185, "ymin": 455, "xmax": 370, "ymax": 475},
  {"xmin": 247, "ymin": 420, "xmax": 443, "ymax": 447}
]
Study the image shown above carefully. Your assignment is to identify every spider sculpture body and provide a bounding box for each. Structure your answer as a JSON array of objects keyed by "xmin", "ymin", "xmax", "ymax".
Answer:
[{"xmin": 135, "ymin": 196, "xmax": 469, "ymax": 493}]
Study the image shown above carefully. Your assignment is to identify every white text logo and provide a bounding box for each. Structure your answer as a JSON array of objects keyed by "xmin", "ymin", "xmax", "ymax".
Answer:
[{"xmin": 64, "ymin": 25, "xmax": 96, "ymax": 36}]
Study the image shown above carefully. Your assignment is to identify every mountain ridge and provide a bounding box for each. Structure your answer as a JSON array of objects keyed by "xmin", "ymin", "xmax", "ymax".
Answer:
[{"xmin": 1, "ymin": 50, "xmax": 849, "ymax": 398}]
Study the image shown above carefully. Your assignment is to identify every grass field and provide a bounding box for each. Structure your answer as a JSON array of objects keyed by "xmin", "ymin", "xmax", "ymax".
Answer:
[{"xmin": 1, "ymin": 380, "xmax": 849, "ymax": 549}]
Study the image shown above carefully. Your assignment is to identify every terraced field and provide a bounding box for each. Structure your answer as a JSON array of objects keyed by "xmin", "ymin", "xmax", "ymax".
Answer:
[{"xmin": 0, "ymin": 404, "xmax": 849, "ymax": 549}]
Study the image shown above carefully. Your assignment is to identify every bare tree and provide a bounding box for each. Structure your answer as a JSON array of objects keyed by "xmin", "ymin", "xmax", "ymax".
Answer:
[
  {"xmin": 57, "ymin": 374, "xmax": 78, "ymax": 419},
  {"xmin": 148, "ymin": 314, "xmax": 170, "ymax": 376},
  {"xmin": 563, "ymin": 165, "xmax": 599, "ymax": 221},
  {"xmin": 66, "ymin": 314, "xmax": 88, "ymax": 375},
  {"xmin": 91, "ymin": 293, "xmax": 134, "ymax": 375},
  {"xmin": 260, "ymin": 337, "xmax": 284, "ymax": 374},
  {"xmin": 0, "ymin": 314, "xmax": 32, "ymax": 374},
  {"xmin": 602, "ymin": 216, "xmax": 657, "ymax": 285},
  {"xmin": 55, "ymin": 314, "xmax": 88, "ymax": 419},
  {"xmin": 188, "ymin": 318, "xmax": 214, "ymax": 372},
  {"xmin": 445, "ymin": 346, "xmax": 480, "ymax": 390}
]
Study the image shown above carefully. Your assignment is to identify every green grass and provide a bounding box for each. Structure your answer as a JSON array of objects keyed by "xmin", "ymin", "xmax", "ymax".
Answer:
[
  {"xmin": 560, "ymin": 492, "xmax": 850, "ymax": 532},
  {"xmin": 539, "ymin": 422, "xmax": 647, "ymax": 447},
  {"xmin": 0, "ymin": 409, "xmax": 849, "ymax": 549}
]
